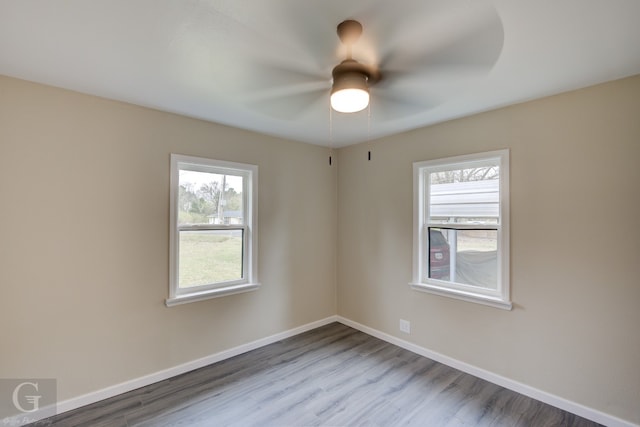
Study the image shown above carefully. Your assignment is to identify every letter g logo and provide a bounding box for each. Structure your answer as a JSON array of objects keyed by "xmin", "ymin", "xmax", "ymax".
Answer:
[{"xmin": 12, "ymin": 381, "xmax": 42, "ymax": 413}]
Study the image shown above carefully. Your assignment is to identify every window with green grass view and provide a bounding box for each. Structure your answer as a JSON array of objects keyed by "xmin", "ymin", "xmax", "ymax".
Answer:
[{"xmin": 167, "ymin": 154, "xmax": 258, "ymax": 306}]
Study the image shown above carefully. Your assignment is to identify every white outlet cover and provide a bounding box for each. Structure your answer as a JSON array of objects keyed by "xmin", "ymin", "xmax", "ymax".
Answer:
[{"xmin": 400, "ymin": 319, "xmax": 411, "ymax": 334}]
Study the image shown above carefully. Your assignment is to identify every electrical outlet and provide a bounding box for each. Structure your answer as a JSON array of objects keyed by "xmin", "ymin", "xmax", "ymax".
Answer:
[{"xmin": 399, "ymin": 319, "xmax": 411, "ymax": 334}]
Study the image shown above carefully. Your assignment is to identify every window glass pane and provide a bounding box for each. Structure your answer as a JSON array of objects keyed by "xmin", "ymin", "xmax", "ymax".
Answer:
[
  {"xmin": 178, "ymin": 170, "xmax": 244, "ymax": 226},
  {"xmin": 428, "ymin": 228, "xmax": 498, "ymax": 289},
  {"xmin": 428, "ymin": 228, "xmax": 451, "ymax": 280},
  {"xmin": 179, "ymin": 229, "xmax": 243, "ymax": 288},
  {"xmin": 429, "ymin": 165, "xmax": 499, "ymax": 225}
]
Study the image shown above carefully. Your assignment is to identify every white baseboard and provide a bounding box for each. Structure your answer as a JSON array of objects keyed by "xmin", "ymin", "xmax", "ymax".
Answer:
[
  {"xmin": 5, "ymin": 315, "xmax": 339, "ymax": 426},
  {"xmin": 336, "ymin": 316, "xmax": 637, "ymax": 427},
  {"xmin": 7, "ymin": 314, "xmax": 635, "ymax": 427}
]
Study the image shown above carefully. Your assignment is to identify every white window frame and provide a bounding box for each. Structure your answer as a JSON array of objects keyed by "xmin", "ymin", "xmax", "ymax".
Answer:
[
  {"xmin": 166, "ymin": 154, "xmax": 259, "ymax": 307},
  {"xmin": 411, "ymin": 149, "xmax": 511, "ymax": 310}
]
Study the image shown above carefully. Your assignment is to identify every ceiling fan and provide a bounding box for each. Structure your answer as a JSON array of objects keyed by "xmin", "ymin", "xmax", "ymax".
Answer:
[
  {"xmin": 329, "ymin": 19, "xmax": 380, "ymax": 113},
  {"xmin": 245, "ymin": 4, "xmax": 504, "ymax": 121}
]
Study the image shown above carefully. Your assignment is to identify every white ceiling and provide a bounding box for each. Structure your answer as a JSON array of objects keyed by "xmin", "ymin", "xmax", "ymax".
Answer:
[{"xmin": 1, "ymin": 0, "xmax": 639, "ymax": 147}]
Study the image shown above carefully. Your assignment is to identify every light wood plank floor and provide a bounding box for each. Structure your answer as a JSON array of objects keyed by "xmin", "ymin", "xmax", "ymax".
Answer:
[{"xmin": 35, "ymin": 323, "xmax": 602, "ymax": 426}]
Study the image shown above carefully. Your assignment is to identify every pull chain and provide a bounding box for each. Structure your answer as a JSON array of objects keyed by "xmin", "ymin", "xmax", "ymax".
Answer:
[
  {"xmin": 367, "ymin": 100, "xmax": 372, "ymax": 161},
  {"xmin": 329, "ymin": 102, "xmax": 334, "ymax": 166}
]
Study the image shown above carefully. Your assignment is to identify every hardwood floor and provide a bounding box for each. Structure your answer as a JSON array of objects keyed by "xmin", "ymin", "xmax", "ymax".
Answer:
[{"xmin": 35, "ymin": 323, "xmax": 602, "ymax": 426}]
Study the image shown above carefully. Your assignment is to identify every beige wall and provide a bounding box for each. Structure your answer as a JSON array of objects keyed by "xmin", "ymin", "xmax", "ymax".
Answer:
[
  {"xmin": 337, "ymin": 75, "xmax": 640, "ymax": 424},
  {"xmin": 2, "ymin": 72, "xmax": 639, "ymax": 424},
  {"xmin": 0, "ymin": 76, "xmax": 337, "ymax": 401}
]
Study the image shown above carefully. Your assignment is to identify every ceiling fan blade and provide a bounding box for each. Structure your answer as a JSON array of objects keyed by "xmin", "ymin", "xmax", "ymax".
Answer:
[
  {"xmin": 369, "ymin": 87, "xmax": 442, "ymax": 121},
  {"xmin": 416, "ymin": 19, "xmax": 503, "ymax": 72},
  {"xmin": 269, "ymin": 0, "xmax": 400, "ymax": 71},
  {"xmin": 268, "ymin": 1, "xmax": 338, "ymax": 70},
  {"xmin": 246, "ymin": 80, "xmax": 330, "ymax": 102},
  {"xmin": 242, "ymin": 59, "xmax": 329, "ymax": 93},
  {"xmin": 247, "ymin": 87, "xmax": 328, "ymax": 120},
  {"xmin": 378, "ymin": 2, "xmax": 503, "ymax": 77}
]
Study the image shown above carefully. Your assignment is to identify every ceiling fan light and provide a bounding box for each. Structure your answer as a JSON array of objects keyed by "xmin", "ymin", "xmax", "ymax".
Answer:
[
  {"xmin": 330, "ymin": 72, "xmax": 369, "ymax": 113},
  {"xmin": 331, "ymin": 88, "xmax": 369, "ymax": 113}
]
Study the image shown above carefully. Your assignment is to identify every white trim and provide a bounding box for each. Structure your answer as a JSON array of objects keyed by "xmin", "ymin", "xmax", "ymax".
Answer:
[
  {"xmin": 165, "ymin": 282, "xmax": 261, "ymax": 306},
  {"xmin": 7, "ymin": 316, "xmax": 340, "ymax": 426},
  {"xmin": 428, "ymin": 223, "xmax": 499, "ymax": 230},
  {"xmin": 335, "ymin": 316, "xmax": 638, "ymax": 427},
  {"xmin": 412, "ymin": 149, "xmax": 511, "ymax": 308},
  {"xmin": 412, "ymin": 163, "xmax": 424, "ymax": 290},
  {"xmin": 169, "ymin": 154, "xmax": 259, "ymax": 304},
  {"xmin": 409, "ymin": 282, "xmax": 512, "ymax": 310},
  {"xmin": 178, "ymin": 224, "xmax": 246, "ymax": 231}
]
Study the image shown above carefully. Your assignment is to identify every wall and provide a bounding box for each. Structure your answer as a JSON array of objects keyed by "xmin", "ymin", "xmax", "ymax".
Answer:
[
  {"xmin": 2, "ymin": 72, "xmax": 638, "ymax": 424},
  {"xmin": 0, "ymin": 76, "xmax": 337, "ymax": 402},
  {"xmin": 337, "ymin": 75, "xmax": 640, "ymax": 424}
]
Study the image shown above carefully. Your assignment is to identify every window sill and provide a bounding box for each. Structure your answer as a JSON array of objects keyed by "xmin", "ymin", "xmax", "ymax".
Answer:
[
  {"xmin": 166, "ymin": 282, "xmax": 261, "ymax": 307},
  {"xmin": 409, "ymin": 282, "xmax": 512, "ymax": 310}
]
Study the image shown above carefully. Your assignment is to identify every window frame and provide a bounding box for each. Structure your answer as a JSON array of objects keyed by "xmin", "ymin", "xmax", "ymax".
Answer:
[
  {"xmin": 411, "ymin": 150, "xmax": 511, "ymax": 310},
  {"xmin": 166, "ymin": 154, "xmax": 259, "ymax": 307}
]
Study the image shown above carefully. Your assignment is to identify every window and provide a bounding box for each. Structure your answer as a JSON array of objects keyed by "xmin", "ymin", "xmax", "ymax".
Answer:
[
  {"xmin": 167, "ymin": 154, "xmax": 258, "ymax": 306},
  {"xmin": 411, "ymin": 150, "xmax": 511, "ymax": 310}
]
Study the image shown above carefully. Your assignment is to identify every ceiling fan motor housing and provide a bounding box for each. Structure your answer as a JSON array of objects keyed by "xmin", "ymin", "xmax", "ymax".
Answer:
[
  {"xmin": 332, "ymin": 66, "xmax": 368, "ymax": 95},
  {"xmin": 331, "ymin": 59, "xmax": 380, "ymax": 89},
  {"xmin": 331, "ymin": 63, "xmax": 370, "ymax": 113}
]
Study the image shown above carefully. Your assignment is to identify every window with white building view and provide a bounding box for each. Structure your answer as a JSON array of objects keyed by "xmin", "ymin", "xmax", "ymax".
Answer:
[
  {"xmin": 167, "ymin": 154, "xmax": 258, "ymax": 306},
  {"xmin": 412, "ymin": 150, "xmax": 511, "ymax": 310}
]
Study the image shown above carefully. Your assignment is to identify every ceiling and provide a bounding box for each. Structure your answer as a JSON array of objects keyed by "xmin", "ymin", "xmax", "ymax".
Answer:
[{"xmin": 1, "ymin": 0, "xmax": 639, "ymax": 147}]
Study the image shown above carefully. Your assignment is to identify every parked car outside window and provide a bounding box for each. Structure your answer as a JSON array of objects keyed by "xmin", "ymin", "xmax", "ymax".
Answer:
[{"xmin": 429, "ymin": 229, "xmax": 450, "ymax": 280}]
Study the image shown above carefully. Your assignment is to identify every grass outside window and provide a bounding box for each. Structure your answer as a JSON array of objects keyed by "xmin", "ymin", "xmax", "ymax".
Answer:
[{"xmin": 178, "ymin": 230, "xmax": 243, "ymax": 288}]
